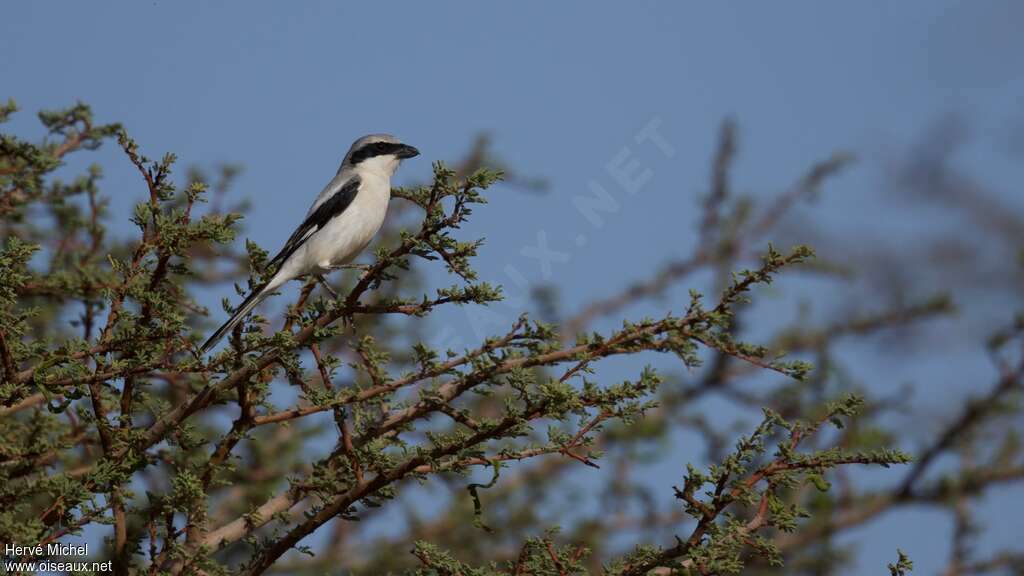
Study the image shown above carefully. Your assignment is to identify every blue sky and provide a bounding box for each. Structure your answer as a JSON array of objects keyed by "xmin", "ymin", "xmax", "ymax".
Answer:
[{"xmin": 4, "ymin": 1, "xmax": 1024, "ymax": 573}]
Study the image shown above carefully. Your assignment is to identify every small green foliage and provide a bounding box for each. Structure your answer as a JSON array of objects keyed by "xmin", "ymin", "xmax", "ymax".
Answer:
[
  {"xmin": 0, "ymin": 102, "xmax": 954, "ymax": 576},
  {"xmin": 0, "ymin": 98, "xmax": 17, "ymax": 122},
  {"xmin": 888, "ymin": 549, "xmax": 914, "ymax": 575},
  {"xmin": 411, "ymin": 541, "xmax": 503, "ymax": 576}
]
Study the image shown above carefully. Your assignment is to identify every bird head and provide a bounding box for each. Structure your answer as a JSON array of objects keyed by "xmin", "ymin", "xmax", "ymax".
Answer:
[{"xmin": 341, "ymin": 134, "xmax": 419, "ymax": 176}]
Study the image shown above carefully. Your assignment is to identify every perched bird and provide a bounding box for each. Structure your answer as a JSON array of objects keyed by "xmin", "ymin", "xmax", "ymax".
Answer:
[{"xmin": 200, "ymin": 134, "xmax": 420, "ymax": 353}]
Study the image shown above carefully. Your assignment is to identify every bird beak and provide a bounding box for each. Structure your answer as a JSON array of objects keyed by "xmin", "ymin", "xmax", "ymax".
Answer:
[{"xmin": 396, "ymin": 144, "xmax": 420, "ymax": 159}]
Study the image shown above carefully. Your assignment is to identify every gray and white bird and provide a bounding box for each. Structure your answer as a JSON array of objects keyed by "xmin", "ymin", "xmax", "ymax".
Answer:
[{"xmin": 200, "ymin": 134, "xmax": 419, "ymax": 353}]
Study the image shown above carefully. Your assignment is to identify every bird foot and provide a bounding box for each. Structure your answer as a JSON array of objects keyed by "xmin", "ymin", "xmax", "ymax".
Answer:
[
  {"xmin": 316, "ymin": 275, "xmax": 339, "ymax": 299},
  {"xmin": 328, "ymin": 263, "xmax": 372, "ymax": 272},
  {"xmin": 340, "ymin": 313, "xmax": 355, "ymax": 329}
]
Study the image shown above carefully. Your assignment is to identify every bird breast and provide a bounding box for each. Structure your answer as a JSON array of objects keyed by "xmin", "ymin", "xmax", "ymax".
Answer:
[{"xmin": 308, "ymin": 177, "xmax": 391, "ymax": 270}]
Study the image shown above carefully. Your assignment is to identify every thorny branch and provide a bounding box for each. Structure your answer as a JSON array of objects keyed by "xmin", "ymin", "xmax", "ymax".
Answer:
[{"xmin": 3, "ymin": 107, "xmax": 1022, "ymax": 576}]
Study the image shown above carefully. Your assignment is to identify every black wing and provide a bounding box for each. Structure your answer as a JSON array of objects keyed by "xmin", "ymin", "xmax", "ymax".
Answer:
[{"xmin": 266, "ymin": 176, "xmax": 361, "ymax": 270}]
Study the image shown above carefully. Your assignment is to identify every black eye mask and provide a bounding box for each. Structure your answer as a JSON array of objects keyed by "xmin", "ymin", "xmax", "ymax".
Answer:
[{"xmin": 349, "ymin": 142, "xmax": 411, "ymax": 165}]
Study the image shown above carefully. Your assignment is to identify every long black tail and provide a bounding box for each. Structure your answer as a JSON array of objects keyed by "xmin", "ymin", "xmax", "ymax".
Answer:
[{"xmin": 200, "ymin": 283, "xmax": 271, "ymax": 354}]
